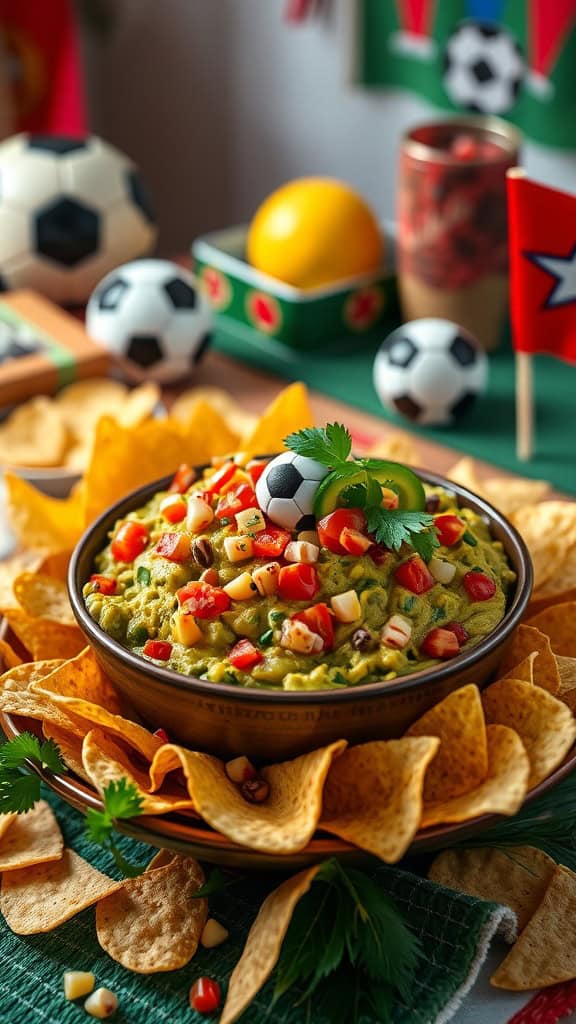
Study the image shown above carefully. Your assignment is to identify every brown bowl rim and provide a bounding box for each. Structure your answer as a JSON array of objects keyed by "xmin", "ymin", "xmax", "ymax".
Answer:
[{"xmin": 68, "ymin": 464, "xmax": 534, "ymax": 705}]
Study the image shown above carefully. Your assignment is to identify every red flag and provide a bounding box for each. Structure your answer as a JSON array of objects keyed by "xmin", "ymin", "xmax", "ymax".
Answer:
[{"xmin": 507, "ymin": 171, "xmax": 576, "ymax": 364}]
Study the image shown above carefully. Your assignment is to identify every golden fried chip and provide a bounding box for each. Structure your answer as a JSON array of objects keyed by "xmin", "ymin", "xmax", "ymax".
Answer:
[
  {"xmin": 171, "ymin": 387, "xmax": 256, "ymax": 435},
  {"xmin": 526, "ymin": 602, "xmax": 576, "ymax": 658},
  {"xmin": 96, "ymin": 855, "xmax": 207, "ymax": 972},
  {"xmin": 31, "ymin": 647, "xmax": 124, "ymax": 716},
  {"xmin": 0, "ymin": 686, "xmax": 88, "ymax": 737},
  {"xmin": 0, "ymin": 607, "xmax": 85, "ymax": 661},
  {"xmin": 529, "ymin": 586, "xmax": 576, "ymax": 617},
  {"xmin": 220, "ymin": 866, "xmax": 322, "ymax": 1024},
  {"xmin": 5, "ymin": 472, "xmax": 85, "ymax": 551},
  {"xmin": 556, "ymin": 655, "xmax": 576, "ymax": 712},
  {"xmin": 420, "ymin": 725, "xmax": 529, "ymax": 828},
  {"xmin": 0, "ymin": 639, "xmax": 22, "ymax": 670},
  {"xmin": 499, "ymin": 652, "xmax": 536, "ymax": 685},
  {"xmin": 0, "ymin": 396, "xmax": 67, "ymax": 467},
  {"xmin": 0, "ymin": 550, "xmax": 40, "ymax": 609},
  {"xmin": 0, "ymin": 814, "xmax": 16, "ymax": 841},
  {"xmin": 240, "ymin": 382, "xmax": 314, "ymax": 454},
  {"xmin": 511, "ymin": 504, "xmax": 576, "ymax": 590},
  {"xmin": 82, "ymin": 730, "xmax": 194, "ymax": 815},
  {"xmin": 406, "ymin": 685, "xmax": 487, "ymax": 802},
  {"xmin": 482, "ymin": 677, "xmax": 576, "ymax": 788},
  {"xmin": 150, "ymin": 741, "xmax": 346, "ymax": 854},
  {"xmin": 180, "ymin": 399, "xmax": 240, "ymax": 460},
  {"xmin": 429, "ymin": 846, "xmax": 556, "ymax": 931},
  {"xmin": 367, "ymin": 432, "xmax": 419, "ymax": 465},
  {"xmin": 42, "ymin": 722, "xmax": 88, "ymax": 780},
  {"xmin": 146, "ymin": 848, "xmax": 177, "ymax": 871},
  {"xmin": 0, "ymin": 659, "xmax": 66, "ymax": 693},
  {"xmin": 1, "ymin": 848, "xmax": 121, "ymax": 934},
  {"xmin": 116, "ymin": 382, "xmax": 161, "ymax": 427},
  {"xmin": 0, "ymin": 800, "xmax": 63, "ymax": 871},
  {"xmin": 55, "ymin": 378, "xmax": 127, "ymax": 436},
  {"xmin": 498, "ymin": 625, "xmax": 560, "ymax": 694},
  {"xmin": 13, "ymin": 572, "xmax": 76, "ymax": 626},
  {"xmin": 34, "ymin": 549, "xmax": 72, "ymax": 582},
  {"xmin": 491, "ymin": 866, "xmax": 576, "ymax": 990},
  {"xmin": 483, "ymin": 478, "xmax": 550, "ymax": 517},
  {"xmin": 320, "ymin": 737, "xmax": 439, "ymax": 862},
  {"xmin": 40, "ymin": 692, "xmax": 162, "ymax": 762}
]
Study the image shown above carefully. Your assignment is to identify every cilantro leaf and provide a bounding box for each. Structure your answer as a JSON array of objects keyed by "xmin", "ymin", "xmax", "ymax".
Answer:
[
  {"xmin": 84, "ymin": 777, "xmax": 144, "ymax": 877},
  {"xmin": 0, "ymin": 733, "xmax": 66, "ymax": 816},
  {"xmin": 340, "ymin": 482, "xmax": 368, "ymax": 508},
  {"xmin": 85, "ymin": 806, "xmax": 113, "ymax": 845},
  {"xmin": 284, "ymin": 423, "xmax": 351, "ymax": 467},
  {"xmin": 0, "ymin": 775, "xmax": 41, "ymax": 814},
  {"xmin": 104, "ymin": 777, "xmax": 143, "ymax": 820},
  {"xmin": 366, "ymin": 507, "xmax": 438, "ymax": 559}
]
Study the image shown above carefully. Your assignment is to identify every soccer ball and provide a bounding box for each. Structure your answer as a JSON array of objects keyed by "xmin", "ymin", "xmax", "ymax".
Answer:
[
  {"xmin": 86, "ymin": 259, "xmax": 213, "ymax": 383},
  {"xmin": 443, "ymin": 20, "xmax": 525, "ymax": 115},
  {"xmin": 0, "ymin": 133, "xmax": 157, "ymax": 304},
  {"xmin": 373, "ymin": 319, "xmax": 487, "ymax": 427},
  {"xmin": 256, "ymin": 452, "xmax": 330, "ymax": 531}
]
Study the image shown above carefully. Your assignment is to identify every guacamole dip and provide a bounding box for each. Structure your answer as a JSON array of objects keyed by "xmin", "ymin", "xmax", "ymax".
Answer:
[{"xmin": 84, "ymin": 445, "xmax": 515, "ymax": 691}]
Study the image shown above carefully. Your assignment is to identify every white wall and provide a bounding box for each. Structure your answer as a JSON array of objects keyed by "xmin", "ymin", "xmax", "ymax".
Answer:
[{"xmin": 82, "ymin": 0, "xmax": 576, "ymax": 253}]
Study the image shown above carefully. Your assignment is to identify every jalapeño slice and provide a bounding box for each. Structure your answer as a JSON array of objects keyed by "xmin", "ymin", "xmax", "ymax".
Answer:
[{"xmin": 313, "ymin": 460, "xmax": 425, "ymax": 517}]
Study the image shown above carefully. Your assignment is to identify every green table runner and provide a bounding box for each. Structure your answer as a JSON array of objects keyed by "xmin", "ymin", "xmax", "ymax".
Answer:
[
  {"xmin": 0, "ymin": 791, "xmax": 516, "ymax": 1024},
  {"xmin": 213, "ymin": 318, "xmax": 576, "ymax": 496}
]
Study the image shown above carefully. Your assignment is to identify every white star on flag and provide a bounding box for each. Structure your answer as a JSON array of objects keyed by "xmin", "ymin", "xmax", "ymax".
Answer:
[{"xmin": 527, "ymin": 245, "xmax": 576, "ymax": 308}]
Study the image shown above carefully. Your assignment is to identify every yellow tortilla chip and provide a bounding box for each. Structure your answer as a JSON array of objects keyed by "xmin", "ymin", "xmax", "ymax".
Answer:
[
  {"xmin": 220, "ymin": 866, "xmax": 322, "ymax": 1024},
  {"xmin": 55, "ymin": 377, "xmax": 127, "ymax": 434},
  {"xmin": 0, "ymin": 550, "xmax": 40, "ymax": 609},
  {"xmin": 116, "ymin": 381, "xmax": 161, "ymax": 428},
  {"xmin": 556, "ymin": 655, "xmax": 576, "ymax": 712},
  {"xmin": 33, "ymin": 549, "xmax": 72, "ymax": 582},
  {"xmin": 482, "ymin": 676, "xmax": 576, "ymax": 788},
  {"xmin": 429, "ymin": 846, "xmax": 556, "ymax": 932},
  {"xmin": 405, "ymin": 685, "xmax": 488, "ymax": 802},
  {"xmin": 0, "ymin": 659, "xmax": 66, "ymax": 693},
  {"xmin": 180, "ymin": 399, "xmax": 240, "ymax": 460},
  {"xmin": 96, "ymin": 855, "xmax": 207, "ymax": 972},
  {"xmin": 446, "ymin": 458, "xmax": 549, "ymax": 516},
  {"xmin": 146, "ymin": 848, "xmax": 177, "ymax": 871},
  {"xmin": 0, "ymin": 686, "xmax": 90, "ymax": 737},
  {"xmin": 5, "ymin": 472, "xmax": 85, "ymax": 551},
  {"xmin": 499, "ymin": 651, "xmax": 536, "ymax": 685},
  {"xmin": 320, "ymin": 737, "xmax": 440, "ymax": 862},
  {"xmin": 42, "ymin": 722, "xmax": 89, "ymax": 781},
  {"xmin": 0, "ymin": 607, "xmax": 85, "ymax": 661},
  {"xmin": 367, "ymin": 432, "xmax": 419, "ymax": 465},
  {"xmin": 82, "ymin": 730, "xmax": 194, "ymax": 815},
  {"xmin": 13, "ymin": 572, "xmax": 76, "ymax": 626},
  {"xmin": 528, "ymin": 586, "xmax": 576, "ymax": 617},
  {"xmin": 240, "ymin": 382, "xmax": 314, "ymax": 454},
  {"xmin": 491, "ymin": 866, "xmax": 576, "ymax": 990},
  {"xmin": 0, "ymin": 639, "xmax": 22, "ymax": 670},
  {"xmin": 527, "ymin": 601, "xmax": 576, "ymax": 658},
  {"xmin": 150, "ymin": 741, "xmax": 346, "ymax": 854},
  {"xmin": 0, "ymin": 800, "xmax": 63, "ymax": 871},
  {"xmin": 171, "ymin": 387, "xmax": 256, "ymax": 436},
  {"xmin": 38, "ymin": 692, "xmax": 162, "ymax": 762},
  {"xmin": 420, "ymin": 725, "xmax": 529, "ymax": 828},
  {"xmin": 0, "ymin": 396, "xmax": 67, "ymax": 467},
  {"xmin": 30, "ymin": 647, "xmax": 124, "ymax": 716},
  {"xmin": 1, "ymin": 848, "xmax": 121, "ymax": 934},
  {"xmin": 511, "ymin": 504, "xmax": 576, "ymax": 590},
  {"xmin": 498, "ymin": 625, "xmax": 560, "ymax": 694}
]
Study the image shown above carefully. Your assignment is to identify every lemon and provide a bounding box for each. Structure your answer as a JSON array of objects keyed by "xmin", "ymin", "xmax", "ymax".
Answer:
[{"xmin": 247, "ymin": 177, "xmax": 383, "ymax": 289}]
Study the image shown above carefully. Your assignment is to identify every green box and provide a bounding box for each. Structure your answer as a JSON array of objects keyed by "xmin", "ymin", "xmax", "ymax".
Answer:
[{"xmin": 192, "ymin": 225, "xmax": 398, "ymax": 350}]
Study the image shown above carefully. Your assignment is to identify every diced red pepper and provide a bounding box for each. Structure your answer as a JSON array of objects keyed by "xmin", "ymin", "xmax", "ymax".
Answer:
[
  {"xmin": 435, "ymin": 514, "xmax": 466, "ymax": 547},
  {"xmin": 293, "ymin": 603, "xmax": 334, "ymax": 651},
  {"xmin": 143, "ymin": 639, "xmax": 173, "ymax": 661},
  {"xmin": 463, "ymin": 571, "xmax": 496, "ymax": 601},
  {"xmin": 176, "ymin": 580, "xmax": 231, "ymax": 618},
  {"xmin": 215, "ymin": 483, "xmax": 258, "ymax": 521},
  {"xmin": 168, "ymin": 463, "xmax": 196, "ymax": 494},
  {"xmin": 203, "ymin": 461, "xmax": 237, "ymax": 497},
  {"xmin": 421, "ymin": 627, "xmax": 460, "ymax": 659},
  {"xmin": 444, "ymin": 621, "xmax": 470, "ymax": 646},
  {"xmin": 154, "ymin": 532, "xmax": 191, "ymax": 563},
  {"xmin": 229, "ymin": 638, "xmax": 264, "ymax": 671},
  {"xmin": 189, "ymin": 977, "xmax": 221, "ymax": 1014},
  {"xmin": 278, "ymin": 563, "xmax": 319, "ymax": 602},
  {"xmin": 317, "ymin": 508, "xmax": 367, "ymax": 554},
  {"xmin": 111, "ymin": 521, "xmax": 149, "ymax": 563},
  {"xmin": 369, "ymin": 544, "xmax": 390, "ymax": 567},
  {"xmin": 153, "ymin": 727, "xmax": 170, "ymax": 743},
  {"xmin": 247, "ymin": 460, "xmax": 267, "ymax": 485},
  {"xmin": 339, "ymin": 527, "xmax": 372, "ymax": 556},
  {"xmin": 252, "ymin": 525, "xmax": 291, "ymax": 558},
  {"xmin": 394, "ymin": 556, "xmax": 434, "ymax": 595},
  {"xmin": 160, "ymin": 494, "xmax": 187, "ymax": 523},
  {"xmin": 89, "ymin": 574, "xmax": 117, "ymax": 596}
]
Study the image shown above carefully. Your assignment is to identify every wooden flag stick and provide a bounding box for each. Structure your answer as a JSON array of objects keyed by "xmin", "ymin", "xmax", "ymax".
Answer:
[{"xmin": 516, "ymin": 350, "xmax": 533, "ymax": 461}]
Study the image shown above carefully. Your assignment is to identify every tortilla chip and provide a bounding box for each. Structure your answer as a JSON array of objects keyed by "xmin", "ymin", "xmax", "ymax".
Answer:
[
  {"xmin": 5, "ymin": 472, "xmax": 85, "ymax": 551},
  {"xmin": 0, "ymin": 550, "xmax": 40, "ymax": 609},
  {"xmin": 429, "ymin": 846, "xmax": 556, "ymax": 932},
  {"xmin": 405, "ymin": 685, "xmax": 488, "ymax": 802},
  {"xmin": 366, "ymin": 433, "xmax": 419, "ymax": 466},
  {"xmin": 0, "ymin": 814, "xmax": 16, "ymax": 841},
  {"xmin": 0, "ymin": 686, "xmax": 89, "ymax": 737},
  {"xmin": 33, "ymin": 549, "xmax": 72, "ymax": 582},
  {"xmin": 0, "ymin": 396, "xmax": 67, "ymax": 467},
  {"xmin": 1, "ymin": 848, "xmax": 121, "ymax": 934},
  {"xmin": 556, "ymin": 655, "xmax": 576, "ymax": 712},
  {"xmin": 31, "ymin": 647, "xmax": 124, "ymax": 716},
  {"xmin": 171, "ymin": 387, "xmax": 256, "ymax": 436},
  {"xmin": 482, "ymin": 677, "xmax": 576, "ymax": 788},
  {"xmin": 320, "ymin": 737, "xmax": 440, "ymax": 862},
  {"xmin": 55, "ymin": 377, "xmax": 128, "ymax": 435},
  {"xmin": 240, "ymin": 382, "xmax": 314, "ymax": 454},
  {"xmin": 499, "ymin": 652, "xmax": 537, "ymax": 685},
  {"xmin": 420, "ymin": 725, "xmax": 529, "ymax": 828},
  {"xmin": 526, "ymin": 602, "xmax": 576, "ymax": 658},
  {"xmin": 39, "ymin": 692, "xmax": 162, "ymax": 762},
  {"xmin": 116, "ymin": 381, "xmax": 161, "ymax": 428},
  {"xmin": 0, "ymin": 658, "xmax": 66, "ymax": 693},
  {"xmin": 146, "ymin": 848, "xmax": 177, "ymax": 871},
  {"xmin": 0, "ymin": 800, "xmax": 63, "ymax": 871},
  {"xmin": 483, "ymin": 478, "xmax": 550, "ymax": 517},
  {"xmin": 150, "ymin": 741, "xmax": 346, "ymax": 854},
  {"xmin": 13, "ymin": 572, "xmax": 76, "ymax": 627},
  {"xmin": 181, "ymin": 399, "xmax": 240, "ymax": 460},
  {"xmin": 498, "ymin": 625, "xmax": 560, "ymax": 694},
  {"xmin": 491, "ymin": 866, "xmax": 576, "ymax": 990},
  {"xmin": 0, "ymin": 607, "xmax": 85, "ymax": 661},
  {"xmin": 510, "ymin": 504, "xmax": 576, "ymax": 590},
  {"xmin": 0, "ymin": 639, "xmax": 22, "ymax": 670},
  {"xmin": 96, "ymin": 855, "xmax": 207, "ymax": 972},
  {"xmin": 82, "ymin": 730, "xmax": 194, "ymax": 815},
  {"xmin": 528, "ymin": 586, "xmax": 576, "ymax": 618},
  {"xmin": 42, "ymin": 722, "xmax": 89, "ymax": 780},
  {"xmin": 220, "ymin": 866, "xmax": 322, "ymax": 1024}
]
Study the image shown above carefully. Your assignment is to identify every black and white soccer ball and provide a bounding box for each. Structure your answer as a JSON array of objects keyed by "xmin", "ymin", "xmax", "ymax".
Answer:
[
  {"xmin": 0, "ymin": 133, "xmax": 157, "ymax": 305},
  {"xmin": 256, "ymin": 452, "xmax": 330, "ymax": 531},
  {"xmin": 86, "ymin": 259, "xmax": 213, "ymax": 383},
  {"xmin": 373, "ymin": 319, "xmax": 487, "ymax": 427},
  {"xmin": 443, "ymin": 20, "xmax": 525, "ymax": 115}
]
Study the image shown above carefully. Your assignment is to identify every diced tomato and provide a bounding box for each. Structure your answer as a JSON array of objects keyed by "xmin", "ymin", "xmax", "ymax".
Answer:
[
  {"xmin": 229, "ymin": 638, "xmax": 264, "ymax": 671},
  {"xmin": 394, "ymin": 556, "xmax": 434, "ymax": 595},
  {"xmin": 444, "ymin": 621, "xmax": 470, "ymax": 646},
  {"xmin": 189, "ymin": 977, "xmax": 221, "ymax": 1014},
  {"xmin": 176, "ymin": 580, "xmax": 231, "ymax": 618},
  {"xmin": 293, "ymin": 603, "xmax": 334, "ymax": 651},
  {"xmin": 203, "ymin": 461, "xmax": 237, "ymax": 497},
  {"xmin": 317, "ymin": 508, "xmax": 367, "ymax": 554},
  {"xmin": 154, "ymin": 532, "xmax": 191, "ymax": 563},
  {"xmin": 215, "ymin": 483, "xmax": 258, "ymax": 521},
  {"xmin": 421, "ymin": 627, "xmax": 460, "ymax": 660},
  {"xmin": 89, "ymin": 574, "xmax": 117, "ymax": 596},
  {"xmin": 160, "ymin": 494, "xmax": 187, "ymax": 523},
  {"xmin": 252, "ymin": 525, "xmax": 291, "ymax": 558},
  {"xmin": 246, "ymin": 460, "xmax": 267, "ymax": 485},
  {"xmin": 463, "ymin": 571, "xmax": 496, "ymax": 601},
  {"xmin": 435, "ymin": 514, "xmax": 466, "ymax": 547},
  {"xmin": 278, "ymin": 563, "xmax": 319, "ymax": 602},
  {"xmin": 143, "ymin": 639, "xmax": 173, "ymax": 661},
  {"xmin": 153, "ymin": 727, "xmax": 170, "ymax": 743},
  {"xmin": 339, "ymin": 527, "xmax": 372, "ymax": 556},
  {"xmin": 168, "ymin": 463, "xmax": 196, "ymax": 494},
  {"xmin": 368, "ymin": 544, "xmax": 390, "ymax": 567},
  {"xmin": 111, "ymin": 521, "xmax": 149, "ymax": 563}
]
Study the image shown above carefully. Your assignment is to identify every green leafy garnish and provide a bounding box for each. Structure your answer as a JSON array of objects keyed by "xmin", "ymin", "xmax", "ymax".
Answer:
[
  {"xmin": 85, "ymin": 778, "xmax": 144, "ymax": 877},
  {"xmin": 284, "ymin": 422, "xmax": 352, "ymax": 466},
  {"xmin": 259, "ymin": 628, "xmax": 274, "ymax": 647},
  {"xmin": 0, "ymin": 733, "xmax": 66, "ymax": 814}
]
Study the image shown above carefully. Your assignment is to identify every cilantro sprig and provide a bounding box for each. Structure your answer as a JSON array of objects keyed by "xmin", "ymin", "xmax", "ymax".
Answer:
[
  {"xmin": 0, "ymin": 733, "xmax": 65, "ymax": 814},
  {"xmin": 85, "ymin": 777, "xmax": 145, "ymax": 877}
]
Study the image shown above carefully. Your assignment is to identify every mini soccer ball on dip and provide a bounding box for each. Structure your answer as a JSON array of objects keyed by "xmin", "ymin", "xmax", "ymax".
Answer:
[
  {"xmin": 86, "ymin": 259, "xmax": 213, "ymax": 384},
  {"xmin": 373, "ymin": 318, "xmax": 487, "ymax": 427}
]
